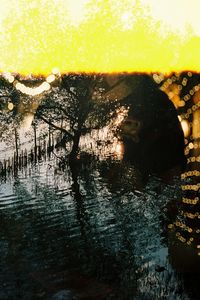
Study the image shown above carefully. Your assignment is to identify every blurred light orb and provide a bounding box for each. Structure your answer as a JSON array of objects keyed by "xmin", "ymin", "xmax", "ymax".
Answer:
[
  {"xmin": 52, "ymin": 68, "xmax": 60, "ymax": 75},
  {"xmin": 46, "ymin": 74, "xmax": 56, "ymax": 83},
  {"xmin": 7, "ymin": 102, "xmax": 14, "ymax": 110},
  {"xmin": 188, "ymin": 142, "xmax": 194, "ymax": 150}
]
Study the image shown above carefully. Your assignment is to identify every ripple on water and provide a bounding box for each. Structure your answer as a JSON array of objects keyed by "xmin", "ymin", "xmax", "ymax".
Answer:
[{"xmin": 0, "ymin": 159, "xmax": 197, "ymax": 299}]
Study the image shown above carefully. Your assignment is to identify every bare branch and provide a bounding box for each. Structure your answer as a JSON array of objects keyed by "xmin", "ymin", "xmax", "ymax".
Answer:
[
  {"xmin": 38, "ymin": 114, "xmax": 73, "ymax": 140},
  {"xmin": 38, "ymin": 103, "xmax": 76, "ymax": 121}
]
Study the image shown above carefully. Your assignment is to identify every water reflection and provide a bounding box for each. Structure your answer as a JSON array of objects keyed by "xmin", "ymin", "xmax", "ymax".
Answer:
[
  {"xmin": 0, "ymin": 73, "xmax": 199, "ymax": 299},
  {"xmin": 1, "ymin": 154, "xmax": 199, "ymax": 299}
]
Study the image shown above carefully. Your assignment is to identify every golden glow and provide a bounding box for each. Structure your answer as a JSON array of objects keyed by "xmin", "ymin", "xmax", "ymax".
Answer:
[
  {"xmin": 164, "ymin": 84, "xmax": 183, "ymax": 108},
  {"xmin": 111, "ymin": 140, "xmax": 124, "ymax": 160},
  {"xmin": 181, "ymin": 119, "xmax": 190, "ymax": 138},
  {"xmin": 192, "ymin": 110, "xmax": 200, "ymax": 139},
  {"xmin": 187, "ymin": 155, "xmax": 200, "ymax": 163},
  {"xmin": 0, "ymin": 0, "xmax": 200, "ymax": 74},
  {"xmin": 181, "ymin": 171, "xmax": 200, "ymax": 179}
]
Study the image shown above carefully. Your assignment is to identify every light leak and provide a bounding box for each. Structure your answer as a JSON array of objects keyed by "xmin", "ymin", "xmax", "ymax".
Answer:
[{"xmin": 0, "ymin": 0, "xmax": 200, "ymax": 75}]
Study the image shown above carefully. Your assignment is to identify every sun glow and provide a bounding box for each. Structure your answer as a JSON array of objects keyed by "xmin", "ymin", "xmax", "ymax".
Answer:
[{"xmin": 0, "ymin": 0, "xmax": 200, "ymax": 75}]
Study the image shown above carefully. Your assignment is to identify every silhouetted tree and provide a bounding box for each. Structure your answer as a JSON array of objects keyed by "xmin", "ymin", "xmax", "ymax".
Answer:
[{"xmin": 36, "ymin": 74, "xmax": 119, "ymax": 164}]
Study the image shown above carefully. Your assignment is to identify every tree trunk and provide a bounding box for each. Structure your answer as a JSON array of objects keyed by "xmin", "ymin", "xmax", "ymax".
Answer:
[
  {"xmin": 69, "ymin": 131, "xmax": 81, "ymax": 164},
  {"xmin": 14, "ymin": 128, "xmax": 19, "ymax": 164},
  {"xmin": 69, "ymin": 161, "xmax": 91, "ymax": 255},
  {"xmin": 33, "ymin": 123, "xmax": 37, "ymax": 162},
  {"xmin": 48, "ymin": 123, "xmax": 51, "ymax": 148}
]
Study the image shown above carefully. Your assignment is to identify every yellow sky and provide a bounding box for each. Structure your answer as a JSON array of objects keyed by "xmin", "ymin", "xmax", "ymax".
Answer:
[{"xmin": 0, "ymin": 0, "xmax": 200, "ymax": 75}]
